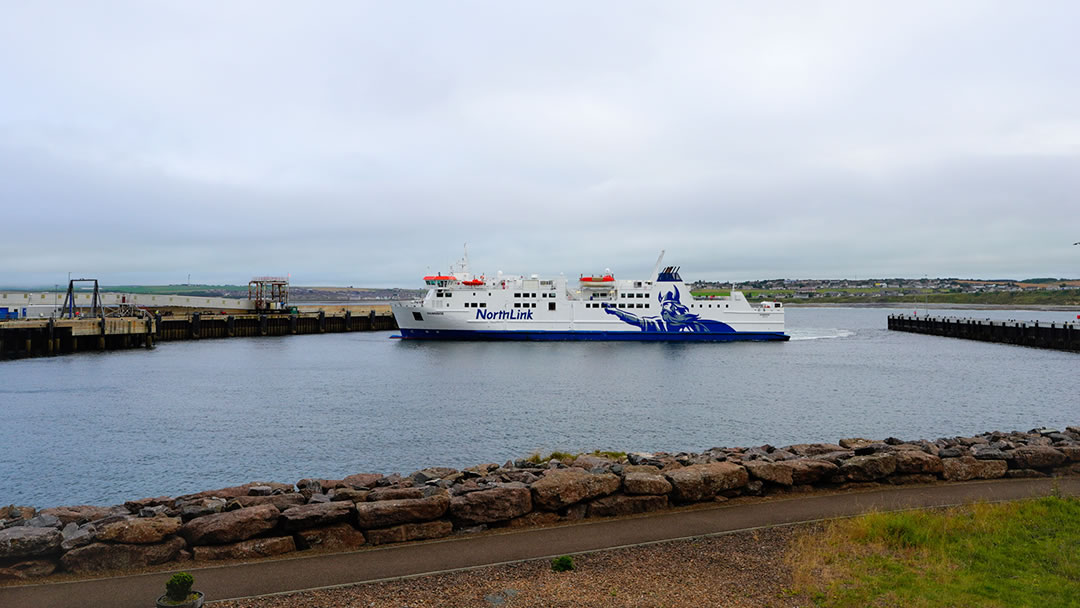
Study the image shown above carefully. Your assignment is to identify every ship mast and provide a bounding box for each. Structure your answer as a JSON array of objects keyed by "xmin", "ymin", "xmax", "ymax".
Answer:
[{"xmin": 650, "ymin": 250, "xmax": 666, "ymax": 280}]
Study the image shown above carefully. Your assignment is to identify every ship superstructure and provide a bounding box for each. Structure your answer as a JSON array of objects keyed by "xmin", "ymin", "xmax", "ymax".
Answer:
[{"xmin": 391, "ymin": 251, "xmax": 788, "ymax": 341}]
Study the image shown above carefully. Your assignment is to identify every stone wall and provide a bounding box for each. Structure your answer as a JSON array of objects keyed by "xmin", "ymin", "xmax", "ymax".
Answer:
[{"xmin": 2, "ymin": 426, "xmax": 1078, "ymax": 582}]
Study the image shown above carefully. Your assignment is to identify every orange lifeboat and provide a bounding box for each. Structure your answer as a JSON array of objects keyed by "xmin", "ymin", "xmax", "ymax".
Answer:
[
  {"xmin": 462, "ymin": 279, "xmax": 484, "ymax": 286},
  {"xmin": 579, "ymin": 274, "xmax": 615, "ymax": 284}
]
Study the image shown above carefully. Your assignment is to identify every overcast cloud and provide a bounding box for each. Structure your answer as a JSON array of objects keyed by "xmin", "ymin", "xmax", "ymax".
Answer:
[{"xmin": 2, "ymin": 2, "xmax": 1078, "ymax": 287}]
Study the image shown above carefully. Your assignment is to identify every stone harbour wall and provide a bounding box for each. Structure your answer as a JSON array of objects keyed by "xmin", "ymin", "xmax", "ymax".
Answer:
[{"xmin": 2, "ymin": 426, "xmax": 1079, "ymax": 582}]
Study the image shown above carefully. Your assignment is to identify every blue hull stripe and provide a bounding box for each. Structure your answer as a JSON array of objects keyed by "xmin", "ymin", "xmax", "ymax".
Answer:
[{"xmin": 397, "ymin": 329, "xmax": 790, "ymax": 342}]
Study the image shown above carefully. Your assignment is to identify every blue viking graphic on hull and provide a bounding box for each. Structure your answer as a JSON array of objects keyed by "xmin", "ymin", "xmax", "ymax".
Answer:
[{"xmin": 604, "ymin": 286, "xmax": 735, "ymax": 333}]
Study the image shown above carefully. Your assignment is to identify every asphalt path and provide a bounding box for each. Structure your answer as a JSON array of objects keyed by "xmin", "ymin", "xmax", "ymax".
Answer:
[{"xmin": 4, "ymin": 477, "xmax": 1077, "ymax": 608}]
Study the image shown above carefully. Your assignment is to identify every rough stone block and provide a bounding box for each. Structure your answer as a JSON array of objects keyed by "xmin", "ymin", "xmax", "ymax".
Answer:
[{"xmin": 364, "ymin": 520, "xmax": 452, "ymax": 545}]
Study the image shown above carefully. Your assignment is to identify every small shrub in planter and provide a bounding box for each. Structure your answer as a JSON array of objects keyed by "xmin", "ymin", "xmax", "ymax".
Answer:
[
  {"xmin": 551, "ymin": 555, "xmax": 574, "ymax": 572},
  {"xmin": 156, "ymin": 572, "xmax": 204, "ymax": 608}
]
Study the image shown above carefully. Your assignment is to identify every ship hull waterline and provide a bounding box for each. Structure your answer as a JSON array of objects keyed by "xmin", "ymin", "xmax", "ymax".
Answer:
[{"xmin": 395, "ymin": 328, "xmax": 790, "ymax": 341}]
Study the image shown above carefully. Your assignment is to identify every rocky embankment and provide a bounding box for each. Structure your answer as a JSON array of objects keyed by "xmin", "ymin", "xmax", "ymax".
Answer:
[{"xmin": 2, "ymin": 427, "xmax": 1079, "ymax": 582}]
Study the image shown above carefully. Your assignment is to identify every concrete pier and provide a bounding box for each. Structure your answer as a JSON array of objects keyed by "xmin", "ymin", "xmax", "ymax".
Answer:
[
  {"xmin": 888, "ymin": 314, "xmax": 1079, "ymax": 352},
  {"xmin": 0, "ymin": 307, "xmax": 397, "ymax": 360}
]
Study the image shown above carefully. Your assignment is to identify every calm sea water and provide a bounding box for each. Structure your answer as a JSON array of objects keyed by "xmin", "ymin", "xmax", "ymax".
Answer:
[{"xmin": 2, "ymin": 307, "xmax": 1077, "ymax": 508}]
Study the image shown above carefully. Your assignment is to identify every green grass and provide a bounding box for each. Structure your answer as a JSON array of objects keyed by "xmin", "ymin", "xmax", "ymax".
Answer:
[
  {"xmin": 790, "ymin": 496, "xmax": 1080, "ymax": 607},
  {"xmin": 693, "ymin": 288, "xmax": 1080, "ymax": 305},
  {"xmin": 551, "ymin": 555, "xmax": 575, "ymax": 572},
  {"xmin": 101, "ymin": 285, "xmax": 248, "ymax": 295},
  {"xmin": 524, "ymin": 451, "xmax": 578, "ymax": 464},
  {"xmin": 592, "ymin": 450, "xmax": 627, "ymax": 461}
]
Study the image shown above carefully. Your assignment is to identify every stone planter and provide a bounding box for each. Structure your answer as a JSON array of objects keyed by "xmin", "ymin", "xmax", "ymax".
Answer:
[{"xmin": 155, "ymin": 591, "xmax": 204, "ymax": 608}]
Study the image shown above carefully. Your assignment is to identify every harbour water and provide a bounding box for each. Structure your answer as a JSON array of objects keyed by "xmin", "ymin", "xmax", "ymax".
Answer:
[{"xmin": 2, "ymin": 307, "xmax": 1077, "ymax": 508}]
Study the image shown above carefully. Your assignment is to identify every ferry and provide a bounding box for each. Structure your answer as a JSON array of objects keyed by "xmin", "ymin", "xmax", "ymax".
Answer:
[{"xmin": 391, "ymin": 251, "xmax": 789, "ymax": 341}]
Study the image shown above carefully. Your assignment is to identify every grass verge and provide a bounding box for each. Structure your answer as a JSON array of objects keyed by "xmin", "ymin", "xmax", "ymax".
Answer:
[{"xmin": 788, "ymin": 495, "xmax": 1080, "ymax": 607}]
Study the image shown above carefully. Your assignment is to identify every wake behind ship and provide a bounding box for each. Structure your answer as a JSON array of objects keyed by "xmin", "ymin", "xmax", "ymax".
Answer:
[{"xmin": 391, "ymin": 251, "xmax": 789, "ymax": 341}]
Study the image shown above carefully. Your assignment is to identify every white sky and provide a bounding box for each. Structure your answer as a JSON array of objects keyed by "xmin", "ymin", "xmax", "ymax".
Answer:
[{"xmin": 2, "ymin": 2, "xmax": 1078, "ymax": 286}]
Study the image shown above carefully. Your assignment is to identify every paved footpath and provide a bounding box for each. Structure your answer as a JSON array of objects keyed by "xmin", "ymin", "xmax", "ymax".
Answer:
[{"xmin": 4, "ymin": 477, "xmax": 1077, "ymax": 608}]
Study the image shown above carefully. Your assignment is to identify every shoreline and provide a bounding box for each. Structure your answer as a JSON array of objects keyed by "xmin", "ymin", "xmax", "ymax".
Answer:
[
  {"xmin": 783, "ymin": 302, "xmax": 1080, "ymax": 311},
  {"xmin": 2, "ymin": 426, "xmax": 1077, "ymax": 586}
]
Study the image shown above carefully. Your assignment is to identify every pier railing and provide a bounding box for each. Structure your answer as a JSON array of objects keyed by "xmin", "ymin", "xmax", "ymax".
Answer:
[{"xmin": 888, "ymin": 314, "xmax": 1079, "ymax": 352}]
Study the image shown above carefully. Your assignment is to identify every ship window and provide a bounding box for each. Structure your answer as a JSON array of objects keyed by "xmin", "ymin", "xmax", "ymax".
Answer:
[
  {"xmin": 513, "ymin": 293, "xmax": 520, "ymax": 298},
  {"xmin": 637, "ymin": 303, "xmax": 643, "ymax": 308},
  {"xmin": 514, "ymin": 303, "xmax": 520, "ymax": 308},
  {"xmin": 531, "ymin": 292, "xmax": 537, "ymax": 298},
  {"xmin": 549, "ymin": 292, "xmax": 555, "ymax": 297},
  {"xmin": 645, "ymin": 304, "xmax": 650, "ymax": 309},
  {"xmin": 480, "ymin": 303, "xmax": 487, "ymax": 308},
  {"xmin": 549, "ymin": 302, "xmax": 556, "ymax": 311},
  {"xmin": 412, "ymin": 312, "xmax": 423, "ymax": 321},
  {"xmin": 725, "ymin": 304, "xmax": 729, "ymax": 308}
]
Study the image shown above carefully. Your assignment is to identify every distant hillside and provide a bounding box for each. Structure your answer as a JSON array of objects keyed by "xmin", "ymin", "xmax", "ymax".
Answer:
[{"xmin": 94, "ymin": 284, "xmax": 424, "ymax": 301}]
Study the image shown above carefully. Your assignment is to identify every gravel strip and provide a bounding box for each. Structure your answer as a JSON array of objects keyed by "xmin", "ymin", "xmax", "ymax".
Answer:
[{"xmin": 213, "ymin": 524, "xmax": 816, "ymax": 607}]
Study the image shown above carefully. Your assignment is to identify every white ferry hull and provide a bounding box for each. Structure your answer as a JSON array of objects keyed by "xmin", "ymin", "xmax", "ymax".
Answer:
[{"xmin": 392, "ymin": 260, "xmax": 789, "ymax": 342}]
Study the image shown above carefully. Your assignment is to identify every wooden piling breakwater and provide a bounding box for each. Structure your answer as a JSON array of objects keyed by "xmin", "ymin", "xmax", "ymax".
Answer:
[
  {"xmin": 0, "ymin": 308, "xmax": 398, "ymax": 360},
  {"xmin": 888, "ymin": 314, "xmax": 1079, "ymax": 352}
]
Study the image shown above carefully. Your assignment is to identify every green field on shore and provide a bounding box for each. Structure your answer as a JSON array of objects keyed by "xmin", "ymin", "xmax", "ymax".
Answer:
[
  {"xmin": 101, "ymin": 285, "xmax": 248, "ymax": 295},
  {"xmin": 790, "ymin": 495, "xmax": 1080, "ymax": 607},
  {"xmin": 692, "ymin": 289, "xmax": 1080, "ymax": 306}
]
